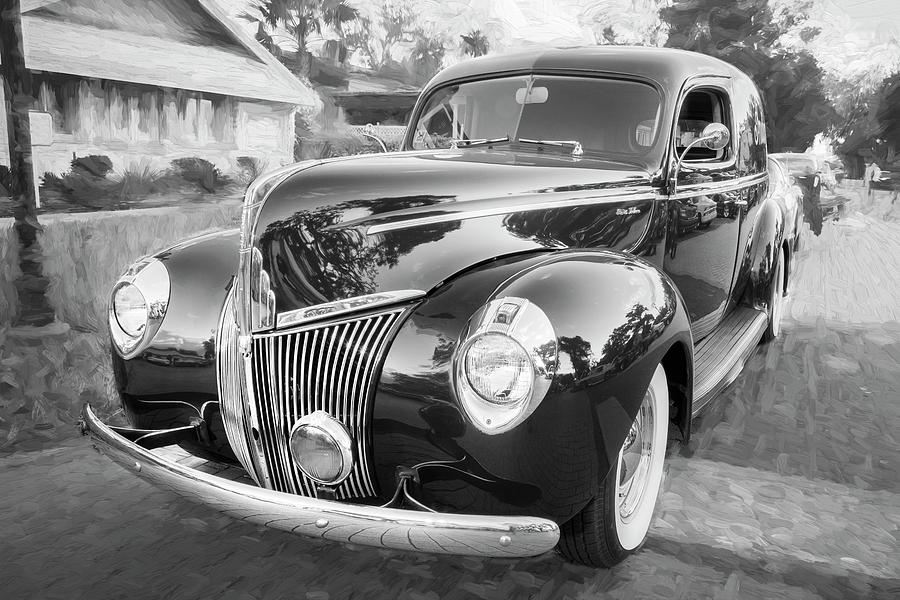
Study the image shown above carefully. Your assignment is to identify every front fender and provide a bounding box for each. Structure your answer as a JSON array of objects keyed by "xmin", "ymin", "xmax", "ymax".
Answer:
[
  {"xmin": 372, "ymin": 249, "xmax": 691, "ymax": 523},
  {"xmin": 112, "ymin": 229, "xmax": 239, "ymax": 432}
]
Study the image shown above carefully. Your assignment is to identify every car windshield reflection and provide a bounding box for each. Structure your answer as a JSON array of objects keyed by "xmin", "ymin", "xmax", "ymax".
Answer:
[{"xmin": 411, "ymin": 75, "xmax": 663, "ymax": 166}]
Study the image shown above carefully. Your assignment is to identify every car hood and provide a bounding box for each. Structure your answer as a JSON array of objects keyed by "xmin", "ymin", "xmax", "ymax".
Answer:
[{"xmin": 252, "ymin": 149, "xmax": 659, "ymax": 314}]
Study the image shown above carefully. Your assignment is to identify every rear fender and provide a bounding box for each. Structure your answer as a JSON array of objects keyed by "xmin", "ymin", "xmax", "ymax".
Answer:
[{"xmin": 739, "ymin": 198, "xmax": 785, "ymax": 312}]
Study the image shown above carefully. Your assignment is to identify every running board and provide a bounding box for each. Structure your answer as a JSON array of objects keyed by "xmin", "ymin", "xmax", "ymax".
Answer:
[{"xmin": 692, "ymin": 306, "xmax": 768, "ymax": 416}]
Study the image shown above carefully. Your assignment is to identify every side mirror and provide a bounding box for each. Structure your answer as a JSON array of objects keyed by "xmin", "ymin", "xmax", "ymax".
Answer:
[
  {"xmin": 671, "ymin": 123, "xmax": 731, "ymax": 196},
  {"xmin": 699, "ymin": 123, "xmax": 730, "ymax": 151},
  {"xmin": 360, "ymin": 124, "xmax": 388, "ymax": 153}
]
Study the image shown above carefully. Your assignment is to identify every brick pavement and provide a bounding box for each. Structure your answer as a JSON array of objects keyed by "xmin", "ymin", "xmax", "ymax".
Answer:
[{"xmin": 1, "ymin": 193, "xmax": 899, "ymax": 599}]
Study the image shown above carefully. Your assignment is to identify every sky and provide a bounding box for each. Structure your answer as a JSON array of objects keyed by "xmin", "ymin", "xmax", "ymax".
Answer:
[{"xmin": 830, "ymin": 0, "xmax": 900, "ymax": 33}]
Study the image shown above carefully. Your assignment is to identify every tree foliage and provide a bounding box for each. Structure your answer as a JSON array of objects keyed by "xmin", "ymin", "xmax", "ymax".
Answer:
[
  {"xmin": 461, "ymin": 30, "xmax": 490, "ymax": 57},
  {"xmin": 661, "ymin": 0, "xmax": 838, "ymax": 152},
  {"xmin": 241, "ymin": 0, "xmax": 359, "ymax": 75},
  {"xmin": 837, "ymin": 72, "xmax": 900, "ymax": 169}
]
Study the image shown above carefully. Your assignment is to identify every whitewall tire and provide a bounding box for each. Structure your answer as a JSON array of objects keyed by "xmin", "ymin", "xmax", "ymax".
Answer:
[{"xmin": 558, "ymin": 363, "xmax": 669, "ymax": 566}]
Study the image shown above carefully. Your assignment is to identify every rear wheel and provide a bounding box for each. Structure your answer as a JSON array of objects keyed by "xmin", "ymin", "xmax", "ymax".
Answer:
[
  {"xmin": 558, "ymin": 364, "xmax": 669, "ymax": 567},
  {"xmin": 762, "ymin": 248, "xmax": 786, "ymax": 342}
]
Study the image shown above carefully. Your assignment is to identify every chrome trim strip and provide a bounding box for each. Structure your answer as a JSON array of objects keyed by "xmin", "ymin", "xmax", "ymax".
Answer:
[
  {"xmin": 363, "ymin": 190, "xmax": 659, "ymax": 235},
  {"xmin": 82, "ymin": 404, "xmax": 560, "ymax": 558},
  {"xmin": 277, "ymin": 289, "xmax": 426, "ymax": 329},
  {"xmin": 670, "ymin": 171, "xmax": 768, "ymax": 200}
]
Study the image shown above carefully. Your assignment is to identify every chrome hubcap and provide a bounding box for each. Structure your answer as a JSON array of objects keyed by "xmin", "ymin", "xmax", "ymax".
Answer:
[{"xmin": 617, "ymin": 388, "xmax": 654, "ymax": 520}]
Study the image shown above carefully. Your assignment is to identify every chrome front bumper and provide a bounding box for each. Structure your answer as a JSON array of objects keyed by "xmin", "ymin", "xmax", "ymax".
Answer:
[{"xmin": 80, "ymin": 404, "xmax": 560, "ymax": 558}]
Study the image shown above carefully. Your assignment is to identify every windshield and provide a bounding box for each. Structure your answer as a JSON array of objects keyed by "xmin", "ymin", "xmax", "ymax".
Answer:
[{"xmin": 410, "ymin": 75, "xmax": 663, "ymax": 166}]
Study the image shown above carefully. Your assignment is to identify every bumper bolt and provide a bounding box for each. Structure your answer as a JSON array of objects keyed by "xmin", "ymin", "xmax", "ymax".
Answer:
[
  {"xmin": 315, "ymin": 518, "xmax": 329, "ymax": 529},
  {"xmin": 499, "ymin": 535, "xmax": 511, "ymax": 547},
  {"xmin": 133, "ymin": 462, "xmax": 141, "ymax": 472}
]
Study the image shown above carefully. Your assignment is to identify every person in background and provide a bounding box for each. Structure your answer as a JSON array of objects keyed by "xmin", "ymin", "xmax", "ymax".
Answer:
[{"xmin": 864, "ymin": 157, "xmax": 882, "ymax": 211}]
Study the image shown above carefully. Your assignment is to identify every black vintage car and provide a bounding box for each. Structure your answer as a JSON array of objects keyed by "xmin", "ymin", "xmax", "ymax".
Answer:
[{"xmin": 82, "ymin": 47, "xmax": 799, "ymax": 567}]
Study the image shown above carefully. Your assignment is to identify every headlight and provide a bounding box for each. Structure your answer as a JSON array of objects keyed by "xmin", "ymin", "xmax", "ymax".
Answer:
[
  {"xmin": 289, "ymin": 411, "xmax": 354, "ymax": 485},
  {"xmin": 454, "ymin": 297, "xmax": 557, "ymax": 434},
  {"xmin": 108, "ymin": 258, "xmax": 170, "ymax": 358},
  {"xmin": 464, "ymin": 333, "xmax": 533, "ymax": 405},
  {"xmin": 112, "ymin": 283, "xmax": 147, "ymax": 337}
]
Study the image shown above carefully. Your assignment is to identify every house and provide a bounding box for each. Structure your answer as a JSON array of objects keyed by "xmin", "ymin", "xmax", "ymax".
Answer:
[{"xmin": 0, "ymin": 0, "xmax": 320, "ymax": 196}]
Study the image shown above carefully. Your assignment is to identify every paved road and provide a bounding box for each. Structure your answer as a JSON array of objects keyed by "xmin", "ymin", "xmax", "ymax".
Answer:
[{"xmin": 2, "ymin": 202, "xmax": 899, "ymax": 599}]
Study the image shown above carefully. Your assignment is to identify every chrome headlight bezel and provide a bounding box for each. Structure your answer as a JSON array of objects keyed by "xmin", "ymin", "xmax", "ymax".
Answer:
[
  {"xmin": 108, "ymin": 258, "xmax": 170, "ymax": 359},
  {"xmin": 454, "ymin": 297, "xmax": 558, "ymax": 435}
]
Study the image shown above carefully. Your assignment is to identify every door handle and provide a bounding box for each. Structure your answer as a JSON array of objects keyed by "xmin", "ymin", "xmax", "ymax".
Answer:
[{"xmin": 733, "ymin": 200, "xmax": 749, "ymax": 207}]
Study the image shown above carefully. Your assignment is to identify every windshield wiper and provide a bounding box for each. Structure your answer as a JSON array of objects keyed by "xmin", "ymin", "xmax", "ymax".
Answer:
[
  {"xmin": 517, "ymin": 138, "xmax": 584, "ymax": 157},
  {"xmin": 449, "ymin": 136, "xmax": 511, "ymax": 149}
]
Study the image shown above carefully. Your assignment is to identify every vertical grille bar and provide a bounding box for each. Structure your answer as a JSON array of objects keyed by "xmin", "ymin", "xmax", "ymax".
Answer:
[
  {"xmin": 216, "ymin": 284, "xmax": 264, "ymax": 485},
  {"xmin": 248, "ymin": 307, "xmax": 406, "ymax": 499}
]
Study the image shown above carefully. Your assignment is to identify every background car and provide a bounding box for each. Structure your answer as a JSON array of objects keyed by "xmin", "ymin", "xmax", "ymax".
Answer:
[
  {"xmin": 695, "ymin": 196, "xmax": 718, "ymax": 228},
  {"xmin": 770, "ymin": 151, "xmax": 844, "ymax": 233}
]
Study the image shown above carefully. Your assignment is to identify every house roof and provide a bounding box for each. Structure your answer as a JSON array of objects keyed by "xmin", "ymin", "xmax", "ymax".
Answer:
[{"xmin": 3, "ymin": 0, "xmax": 319, "ymax": 108}]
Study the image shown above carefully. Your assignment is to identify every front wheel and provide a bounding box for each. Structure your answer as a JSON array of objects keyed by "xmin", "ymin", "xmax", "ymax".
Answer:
[{"xmin": 558, "ymin": 364, "xmax": 669, "ymax": 567}]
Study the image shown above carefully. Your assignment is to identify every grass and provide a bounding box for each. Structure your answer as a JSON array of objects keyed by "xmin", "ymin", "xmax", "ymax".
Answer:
[{"xmin": 0, "ymin": 201, "xmax": 242, "ymax": 450}]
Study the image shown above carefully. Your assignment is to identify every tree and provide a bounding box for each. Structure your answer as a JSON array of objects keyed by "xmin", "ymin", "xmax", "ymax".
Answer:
[
  {"xmin": 461, "ymin": 29, "xmax": 489, "ymax": 57},
  {"xmin": 241, "ymin": 0, "xmax": 359, "ymax": 76},
  {"xmin": 661, "ymin": 0, "xmax": 839, "ymax": 152},
  {"xmin": 836, "ymin": 72, "xmax": 900, "ymax": 174},
  {"xmin": 1, "ymin": 0, "xmax": 55, "ymax": 328}
]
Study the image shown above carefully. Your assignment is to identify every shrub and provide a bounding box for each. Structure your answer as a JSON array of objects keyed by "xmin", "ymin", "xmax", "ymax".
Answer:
[
  {"xmin": 113, "ymin": 161, "xmax": 166, "ymax": 200},
  {"xmin": 171, "ymin": 157, "xmax": 228, "ymax": 193},
  {"xmin": 236, "ymin": 156, "xmax": 268, "ymax": 184},
  {"xmin": 71, "ymin": 155, "xmax": 113, "ymax": 178},
  {"xmin": 40, "ymin": 154, "xmax": 117, "ymax": 209},
  {"xmin": 295, "ymin": 133, "xmax": 385, "ymax": 161}
]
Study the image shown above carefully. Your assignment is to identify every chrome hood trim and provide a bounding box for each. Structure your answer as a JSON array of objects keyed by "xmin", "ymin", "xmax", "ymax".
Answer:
[
  {"xmin": 276, "ymin": 289, "xmax": 426, "ymax": 329},
  {"xmin": 81, "ymin": 404, "xmax": 560, "ymax": 558}
]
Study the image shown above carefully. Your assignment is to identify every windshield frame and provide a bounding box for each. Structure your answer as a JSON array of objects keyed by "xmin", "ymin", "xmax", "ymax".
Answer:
[{"xmin": 403, "ymin": 71, "xmax": 670, "ymax": 170}]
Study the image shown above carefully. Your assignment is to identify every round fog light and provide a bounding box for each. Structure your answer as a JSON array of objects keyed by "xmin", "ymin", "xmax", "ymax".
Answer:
[{"xmin": 289, "ymin": 411, "xmax": 354, "ymax": 485}]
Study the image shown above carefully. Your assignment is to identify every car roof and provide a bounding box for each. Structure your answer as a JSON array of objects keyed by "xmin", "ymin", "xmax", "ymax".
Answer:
[{"xmin": 424, "ymin": 46, "xmax": 745, "ymax": 91}]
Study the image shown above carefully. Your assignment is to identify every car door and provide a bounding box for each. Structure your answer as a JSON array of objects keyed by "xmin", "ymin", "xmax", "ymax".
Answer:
[{"xmin": 663, "ymin": 80, "xmax": 744, "ymax": 341}]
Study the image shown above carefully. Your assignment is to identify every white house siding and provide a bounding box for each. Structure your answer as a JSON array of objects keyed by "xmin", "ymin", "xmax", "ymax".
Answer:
[
  {"xmin": 0, "ymin": 0, "xmax": 319, "ymax": 199},
  {"xmin": 22, "ymin": 77, "xmax": 295, "ymax": 181}
]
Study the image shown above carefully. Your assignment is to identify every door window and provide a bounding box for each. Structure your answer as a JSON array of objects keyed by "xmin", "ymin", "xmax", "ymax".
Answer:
[{"xmin": 675, "ymin": 89, "xmax": 731, "ymax": 162}]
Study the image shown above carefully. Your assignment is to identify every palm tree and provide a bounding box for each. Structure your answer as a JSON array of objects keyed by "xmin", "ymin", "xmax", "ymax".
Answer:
[
  {"xmin": 461, "ymin": 29, "xmax": 489, "ymax": 57},
  {"xmin": 321, "ymin": 0, "xmax": 358, "ymax": 64},
  {"xmin": 242, "ymin": 0, "xmax": 360, "ymax": 75},
  {"xmin": 1, "ymin": 0, "xmax": 56, "ymax": 329}
]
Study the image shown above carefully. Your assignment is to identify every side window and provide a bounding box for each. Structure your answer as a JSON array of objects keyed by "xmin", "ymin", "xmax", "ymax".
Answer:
[{"xmin": 675, "ymin": 88, "xmax": 730, "ymax": 162}]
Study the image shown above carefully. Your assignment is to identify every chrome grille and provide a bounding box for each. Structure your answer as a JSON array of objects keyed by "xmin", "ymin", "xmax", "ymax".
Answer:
[{"xmin": 250, "ymin": 307, "xmax": 405, "ymax": 499}]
